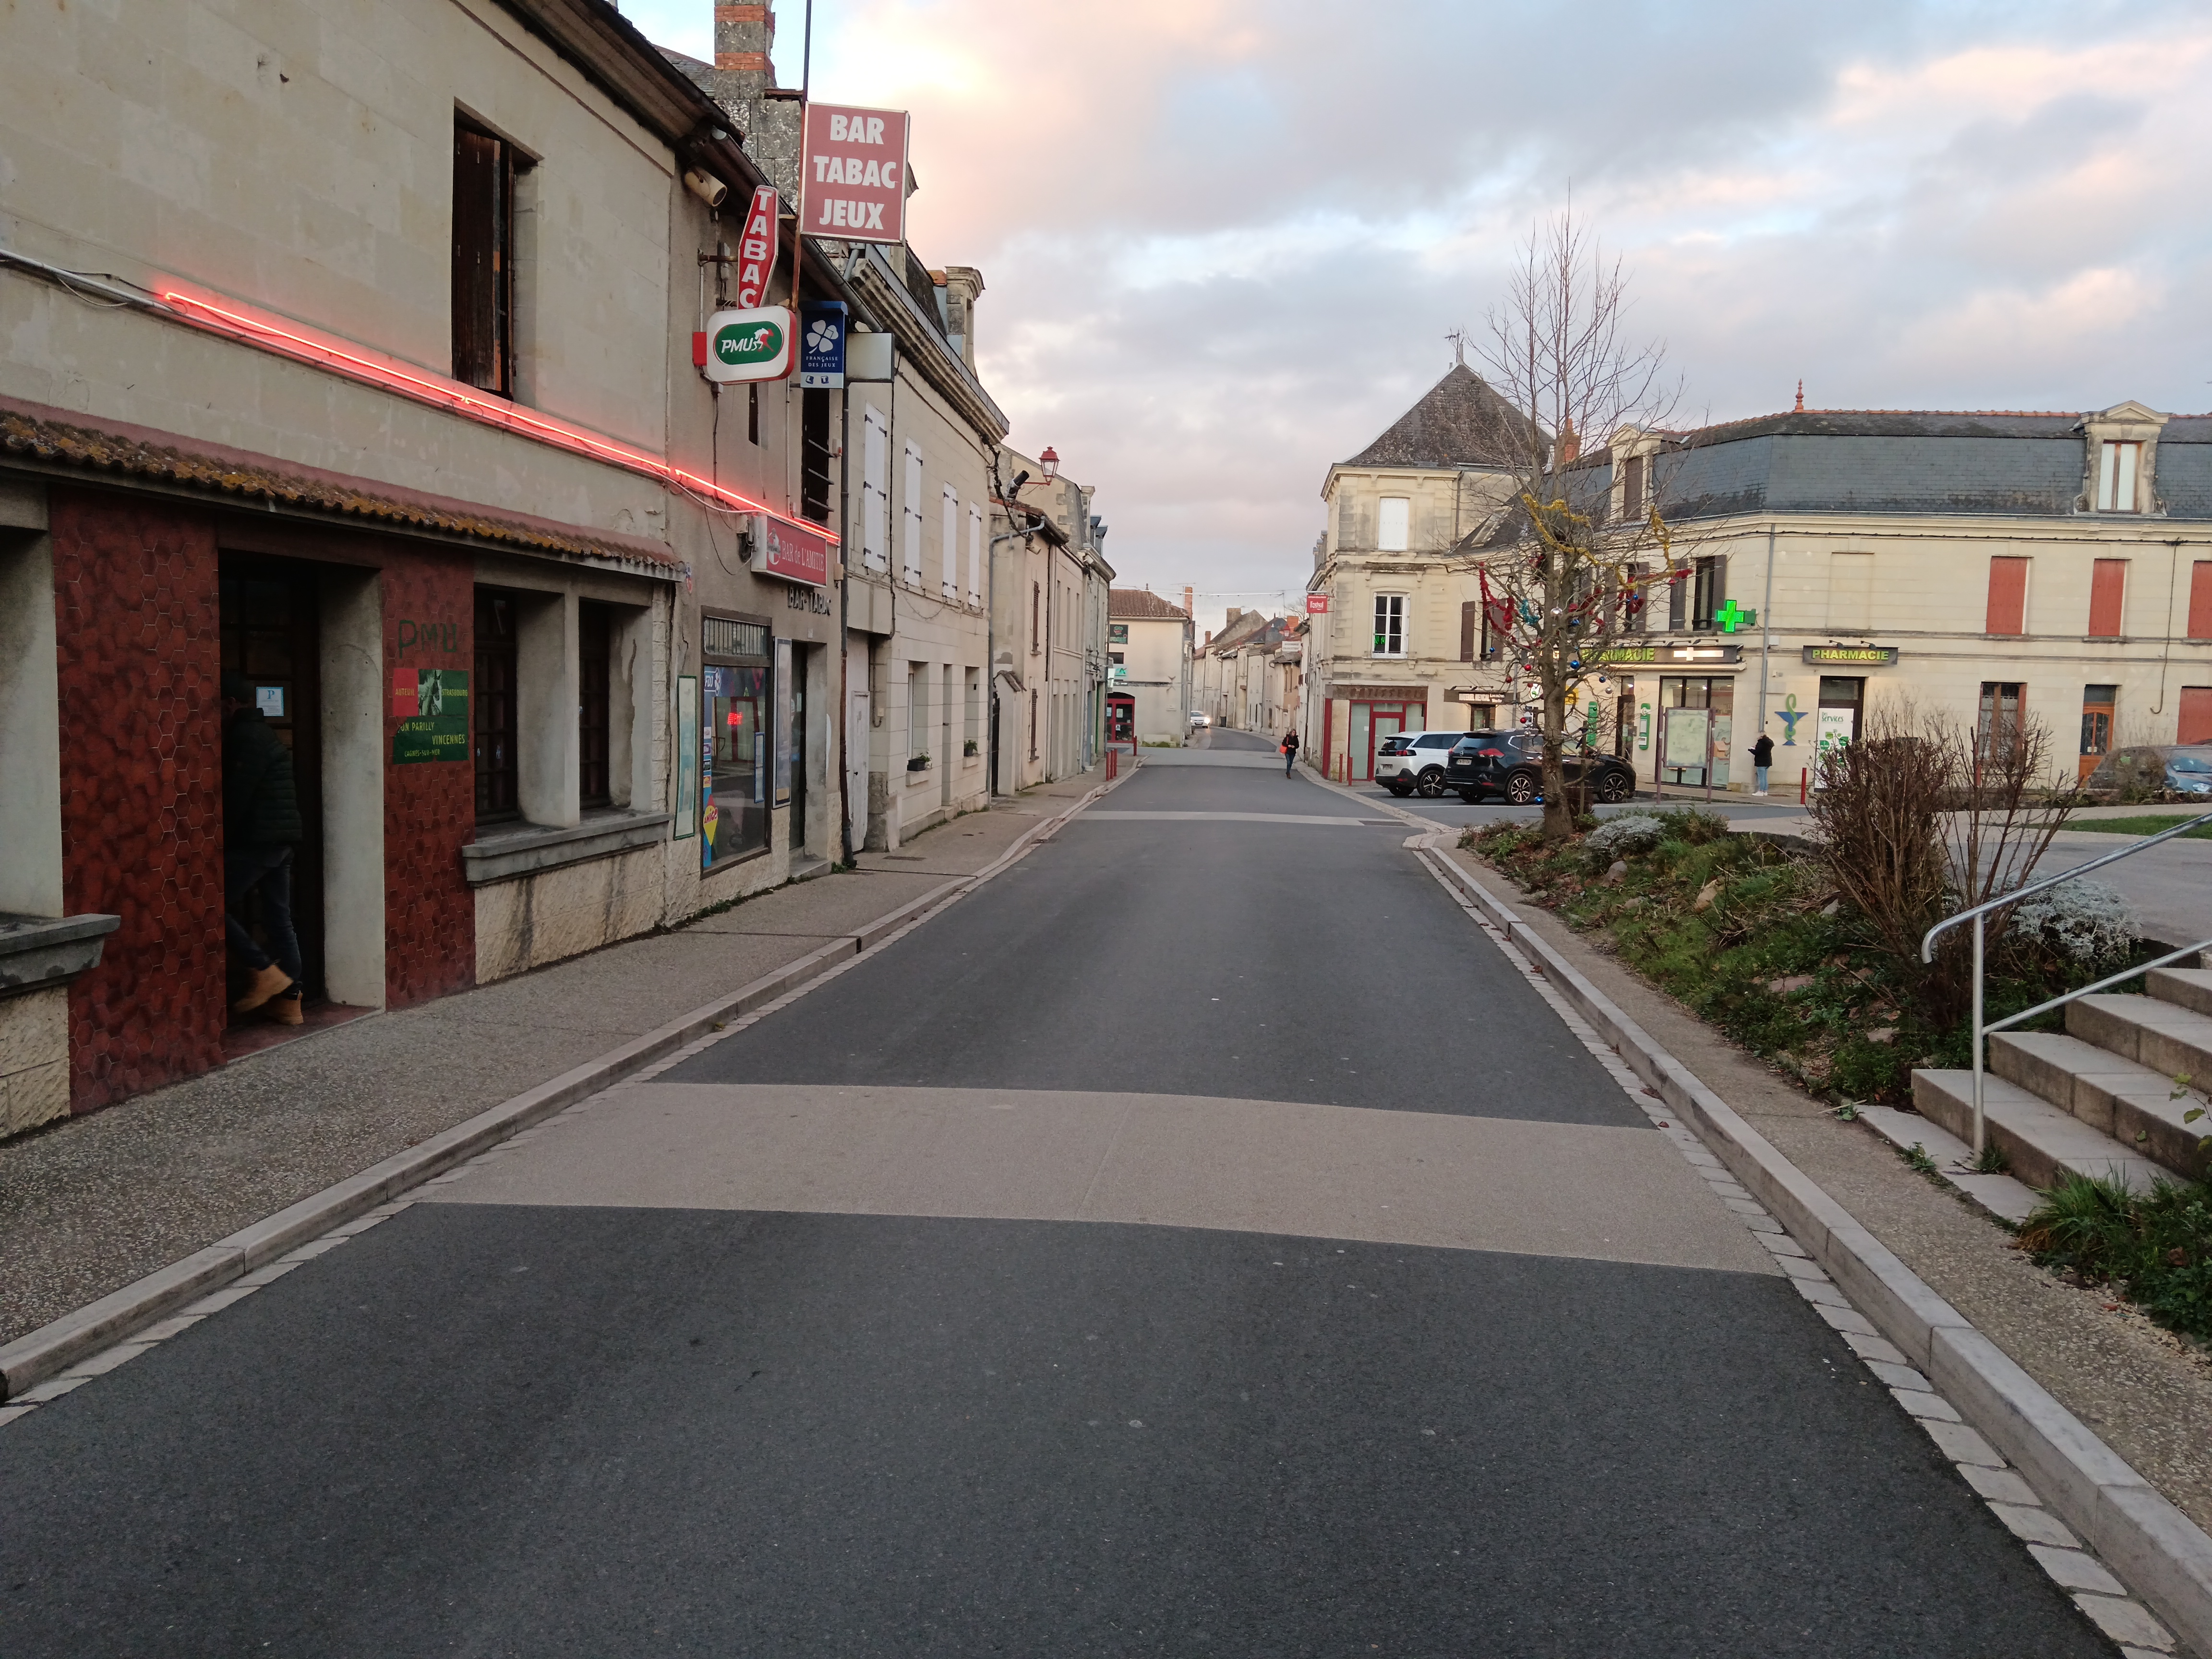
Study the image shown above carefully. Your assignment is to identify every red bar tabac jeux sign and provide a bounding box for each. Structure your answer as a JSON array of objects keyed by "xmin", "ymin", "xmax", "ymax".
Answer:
[
  {"xmin": 801, "ymin": 104, "xmax": 910, "ymax": 244},
  {"xmin": 733, "ymin": 186, "xmax": 779, "ymax": 307}
]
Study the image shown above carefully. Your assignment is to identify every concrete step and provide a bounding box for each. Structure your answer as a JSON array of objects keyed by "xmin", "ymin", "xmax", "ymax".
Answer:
[
  {"xmin": 2066, "ymin": 993, "xmax": 2212, "ymax": 1088},
  {"xmin": 2149, "ymin": 966, "xmax": 2212, "ymax": 1018},
  {"xmin": 1990, "ymin": 1031, "xmax": 2211, "ymax": 1184},
  {"xmin": 1910, "ymin": 1070, "xmax": 2171, "ymax": 1194}
]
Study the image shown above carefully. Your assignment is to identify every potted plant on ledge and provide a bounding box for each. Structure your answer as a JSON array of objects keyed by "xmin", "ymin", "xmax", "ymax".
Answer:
[
  {"xmin": 963, "ymin": 739, "xmax": 979, "ymax": 758},
  {"xmin": 907, "ymin": 753, "xmax": 931, "ymax": 772}
]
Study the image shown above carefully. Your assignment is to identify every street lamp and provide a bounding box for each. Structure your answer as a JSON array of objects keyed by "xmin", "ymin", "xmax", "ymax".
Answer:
[{"xmin": 1039, "ymin": 445, "xmax": 1059, "ymax": 481}]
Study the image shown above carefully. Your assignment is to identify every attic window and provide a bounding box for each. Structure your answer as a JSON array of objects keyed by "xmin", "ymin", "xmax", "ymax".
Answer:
[
  {"xmin": 2097, "ymin": 441, "xmax": 2141, "ymax": 513},
  {"xmin": 1621, "ymin": 455, "xmax": 1646, "ymax": 518}
]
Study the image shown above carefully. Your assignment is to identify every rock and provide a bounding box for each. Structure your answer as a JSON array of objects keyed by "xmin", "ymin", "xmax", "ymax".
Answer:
[
  {"xmin": 1692, "ymin": 878, "xmax": 1723, "ymax": 913},
  {"xmin": 1819, "ymin": 899, "xmax": 1841, "ymax": 918},
  {"xmin": 1864, "ymin": 1027, "xmax": 1897, "ymax": 1045},
  {"xmin": 1602, "ymin": 860, "xmax": 1628, "ymax": 885},
  {"xmin": 1764, "ymin": 974, "xmax": 1815, "ymax": 996}
]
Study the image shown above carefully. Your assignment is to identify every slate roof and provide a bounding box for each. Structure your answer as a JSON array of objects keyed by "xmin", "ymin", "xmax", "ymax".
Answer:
[
  {"xmin": 1340, "ymin": 365, "xmax": 1533, "ymax": 470},
  {"xmin": 1109, "ymin": 589, "xmax": 1190, "ymax": 621}
]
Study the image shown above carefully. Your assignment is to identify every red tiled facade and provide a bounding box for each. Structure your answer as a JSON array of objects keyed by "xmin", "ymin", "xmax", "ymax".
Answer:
[
  {"xmin": 52, "ymin": 488, "xmax": 229, "ymax": 1111},
  {"xmin": 379, "ymin": 550, "xmax": 476, "ymax": 1006}
]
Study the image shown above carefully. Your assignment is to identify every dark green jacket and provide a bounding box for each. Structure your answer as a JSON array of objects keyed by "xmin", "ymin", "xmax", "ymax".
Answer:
[{"xmin": 224, "ymin": 709, "xmax": 303, "ymax": 847}]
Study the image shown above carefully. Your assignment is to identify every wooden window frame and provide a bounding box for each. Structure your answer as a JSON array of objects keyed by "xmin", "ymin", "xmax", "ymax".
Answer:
[
  {"xmin": 578, "ymin": 601, "xmax": 613, "ymax": 809},
  {"xmin": 473, "ymin": 587, "xmax": 523, "ymax": 823},
  {"xmin": 452, "ymin": 120, "xmax": 519, "ymax": 397}
]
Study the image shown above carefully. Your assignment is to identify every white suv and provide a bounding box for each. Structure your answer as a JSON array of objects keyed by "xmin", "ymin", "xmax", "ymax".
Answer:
[{"xmin": 1374, "ymin": 730, "xmax": 1468, "ymax": 797}]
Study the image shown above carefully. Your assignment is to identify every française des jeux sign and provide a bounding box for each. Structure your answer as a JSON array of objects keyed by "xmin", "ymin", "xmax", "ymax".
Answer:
[
  {"xmin": 703, "ymin": 307, "xmax": 794, "ymax": 383},
  {"xmin": 799, "ymin": 301, "xmax": 848, "ymax": 389},
  {"xmin": 800, "ymin": 104, "xmax": 910, "ymax": 244},
  {"xmin": 390, "ymin": 667, "xmax": 469, "ymax": 763}
]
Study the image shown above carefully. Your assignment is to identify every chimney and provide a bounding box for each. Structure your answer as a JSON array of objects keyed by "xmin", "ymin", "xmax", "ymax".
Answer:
[
  {"xmin": 1226, "ymin": 606, "xmax": 1242, "ymax": 625},
  {"xmin": 1558, "ymin": 418, "xmax": 1579, "ymax": 465},
  {"xmin": 1204, "ymin": 631, "xmax": 1213, "ymax": 645},
  {"xmin": 1183, "ymin": 585, "xmax": 1193, "ymax": 617},
  {"xmin": 713, "ymin": 3, "xmax": 801, "ymax": 194},
  {"xmin": 941, "ymin": 266, "xmax": 984, "ymax": 372}
]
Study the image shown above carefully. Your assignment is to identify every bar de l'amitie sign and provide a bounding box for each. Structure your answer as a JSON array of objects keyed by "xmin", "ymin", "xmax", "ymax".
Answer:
[{"xmin": 800, "ymin": 104, "xmax": 910, "ymax": 243}]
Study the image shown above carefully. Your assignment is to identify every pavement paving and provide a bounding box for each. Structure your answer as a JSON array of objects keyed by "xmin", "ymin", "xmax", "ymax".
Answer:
[{"xmin": 0, "ymin": 751, "xmax": 2126, "ymax": 1655}]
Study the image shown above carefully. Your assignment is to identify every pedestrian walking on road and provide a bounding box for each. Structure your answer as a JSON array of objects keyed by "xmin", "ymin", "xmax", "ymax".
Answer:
[
  {"xmin": 1749, "ymin": 731, "xmax": 1774, "ymax": 796},
  {"xmin": 1280, "ymin": 728, "xmax": 1300, "ymax": 776},
  {"xmin": 222, "ymin": 670, "xmax": 306, "ymax": 1025}
]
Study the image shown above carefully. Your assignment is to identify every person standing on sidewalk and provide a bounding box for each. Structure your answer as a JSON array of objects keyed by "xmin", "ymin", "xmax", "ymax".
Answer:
[
  {"xmin": 222, "ymin": 671, "xmax": 305, "ymax": 1025},
  {"xmin": 1281, "ymin": 728, "xmax": 1300, "ymax": 776},
  {"xmin": 1749, "ymin": 730, "xmax": 1774, "ymax": 797}
]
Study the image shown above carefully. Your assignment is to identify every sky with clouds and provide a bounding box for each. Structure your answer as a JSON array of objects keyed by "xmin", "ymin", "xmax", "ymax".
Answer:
[{"xmin": 624, "ymin": 0, "xmax": 2212, "ymax": 634}]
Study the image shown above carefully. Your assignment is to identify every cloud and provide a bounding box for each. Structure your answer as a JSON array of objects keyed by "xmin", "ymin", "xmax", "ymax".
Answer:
[{"xmin": 621, "ymin": 0, "xmax": 2212, "ymax": 631}]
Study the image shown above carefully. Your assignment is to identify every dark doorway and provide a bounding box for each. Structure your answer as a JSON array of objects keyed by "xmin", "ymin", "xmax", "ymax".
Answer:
[
  {"xmin": 789, "ymin": 644, "xmax": 810, "ymax": 857},
  {"xmin": 218, "ymin": 557, "xmax": 325, "ymax": 1008}
]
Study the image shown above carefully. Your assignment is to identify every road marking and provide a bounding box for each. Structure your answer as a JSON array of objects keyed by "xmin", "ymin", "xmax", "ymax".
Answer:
[{"xmin": 1078, "ymin": 810, "xmax": 1376, "ymax": 825}]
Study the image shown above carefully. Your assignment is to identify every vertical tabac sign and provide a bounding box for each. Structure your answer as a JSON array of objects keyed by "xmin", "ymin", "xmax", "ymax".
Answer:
[
  {"xmin": 734, "ymin": 185, "xmax": 779, "ymax": 307},
  {"xmin": 800, "ymin": 104, "xmax": 911, "ymax": 244}
]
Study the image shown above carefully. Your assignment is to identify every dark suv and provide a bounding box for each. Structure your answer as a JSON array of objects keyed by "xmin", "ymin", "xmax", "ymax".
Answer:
[{"xmin": 1445, "ymin": 729, "xmax": 1638, "ymax": 805}]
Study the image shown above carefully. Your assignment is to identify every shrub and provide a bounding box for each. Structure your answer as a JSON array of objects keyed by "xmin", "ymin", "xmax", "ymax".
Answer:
[
  {"xmin": 2019, "ymin": 1173, "xmax": 2212, "ymax": 1342},
  {"xmin": 1586, "ymin": 814, "xmax": 1666, "ymax": 861},
  {"xmin": 2006, "ymin": 879, "xmax": 2139, "ymax": 967}
]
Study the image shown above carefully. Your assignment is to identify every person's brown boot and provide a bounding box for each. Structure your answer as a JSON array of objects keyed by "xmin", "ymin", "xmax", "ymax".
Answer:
[
  {"xmin": 232, "ymin": 963, "xmax": 293, "ymax": 1013},
  {"xmin": 263, "ymin": 993, "xmax": 305, "ymax": 1027}
]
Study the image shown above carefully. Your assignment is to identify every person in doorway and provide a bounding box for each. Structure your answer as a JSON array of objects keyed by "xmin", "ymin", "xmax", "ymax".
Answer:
[
  {"xmin": 1749, "ymin": 730, "xmax": 1775, "ymax": 796},
  {"xmin": 222, "ymin": 671, "xmax": 305, "ymax": 1025},
  {"xmin": 1281, "ymin": 728, "xmax": 1300, "ymax": 776}
]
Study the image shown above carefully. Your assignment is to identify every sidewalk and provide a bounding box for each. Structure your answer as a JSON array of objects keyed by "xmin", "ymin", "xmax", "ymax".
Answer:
[
  {"xmin": 1443, "ymin": 841, "xmax": 2212, "ymax": 1538},
  {"xmin": 0, "ymin": 767, "xmax": 1112, "ymax": 1347}
]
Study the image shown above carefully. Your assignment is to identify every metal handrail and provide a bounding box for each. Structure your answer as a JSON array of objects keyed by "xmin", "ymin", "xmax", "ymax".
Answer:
[{"xmin": 1917, "ymin": 809, "xmax": 2212, "ymax": 1158}]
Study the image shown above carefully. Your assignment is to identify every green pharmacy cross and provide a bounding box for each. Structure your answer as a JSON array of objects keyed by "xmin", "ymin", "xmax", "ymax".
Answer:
[{"xmin": 1716, "ymin": 599, "xmax": 1758, "ymax": 634}]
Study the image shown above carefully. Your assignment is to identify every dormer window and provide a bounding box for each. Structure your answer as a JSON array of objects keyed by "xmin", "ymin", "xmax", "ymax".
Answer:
[{"xmin": 2096, "ymin": 441, "xmax": 2141, "ymax": 513}]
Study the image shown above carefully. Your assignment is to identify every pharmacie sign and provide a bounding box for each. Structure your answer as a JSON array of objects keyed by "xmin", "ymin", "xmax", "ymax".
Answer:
[
  {"xmin": 1587, "ymin": 643, "xmax": 1743, "ymax": 666},
  {"xmin": 800, "ymin": 104, "xmax": 910, "ymax": 243},
  {"xmin": 1803, "ymin": 644, "xmax": 1899, "ymax": 666},
  {"xmin": 702, "ymin": 307, "xmax": 794, "ymax": 382}
]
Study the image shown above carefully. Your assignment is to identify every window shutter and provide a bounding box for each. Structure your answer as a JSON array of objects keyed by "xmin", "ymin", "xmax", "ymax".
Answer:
[
  {"xmin": 902, "ymin": 446, "xmax": 924, "ymax": 582},
  {"xmin": 1985, "ymin": 557, "xmax": 2030, "ymax": 636},
  {"xmin": 967, "ymin": 505, "xmax": 983, "ymax": 602},
  {"xmin": 1378, "ymin": 497, "xmax": 1410, "ymax": 552},
  {"xmin": 941, "ymin": 487, "xmax": 959, "ymax": 597},
  {"xmin": 2088, "ymin": 559, "xmax": 2127, "ymax": 639},
  {"xmin": 451, "ymin": 126, "xmax": 509, "ymax": 392},
  {"xmin": 2180, "ymin": 686, "xmax": 2212, "ymax": 746},
  {"xmin": 1459, "ymin": 600, "xmax": 1479, "ymax": 661},
  {"xmin": 861, "ymin": 408, "xmax": 889, "ymax": 570},
  {"xmin": 2188, "ymin": 562, "xmax": 2212, "ymax": 640}
]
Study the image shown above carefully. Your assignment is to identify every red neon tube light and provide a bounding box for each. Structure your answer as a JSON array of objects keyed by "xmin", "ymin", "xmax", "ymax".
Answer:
[{"xmin": 154, "ymin": 282, "xmax": 837, "ymax": 545}]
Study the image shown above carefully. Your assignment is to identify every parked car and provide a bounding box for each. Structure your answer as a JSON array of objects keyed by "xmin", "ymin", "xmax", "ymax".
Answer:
[
  {"xmin": 1189, "ymin": 711, "xmax": 1211, "ymax": 731},
  {"xmin": 1446, "ymin": 730, "xmax": 1638, "ymax": 804},
  {"xmin": 2084, "ymin": 744, "xmax": 2212, "ymax": 798},
  {"xmin": 1374, "ymin": 730, "xmax": 1473, "ymax": 796}
]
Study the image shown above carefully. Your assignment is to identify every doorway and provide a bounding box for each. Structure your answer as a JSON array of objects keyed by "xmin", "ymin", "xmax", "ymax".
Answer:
[
  {"xmin": 788, "ymin": 644, "xmax": 809, "ymax": 856},
  {"xmin": 218, "ymin": 557, "xmax": 325, "ymax": 1011},
  {"xmin": 2080, "ymin": 684, "xmax": 2116, "ymax": 783},
  {"xmin": 1106, "ymin": 693, "xmax": 1135, "ymax": 744}
]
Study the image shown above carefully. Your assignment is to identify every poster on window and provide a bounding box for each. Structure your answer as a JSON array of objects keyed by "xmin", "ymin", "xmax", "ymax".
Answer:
[
  {"xmin": 675, "ymin": 675, "xmax": 698, "ymax": 839},
  {"xmin": 701, "ymin": 663, "xmax": 770, "ymax": 869},
  {"xmin": 391, "ymin": 667, "xmax": 469, "ymax": 764},
  {"xmin": 773, "ymin": 638, "xmax": 793, "ymax": 808}
]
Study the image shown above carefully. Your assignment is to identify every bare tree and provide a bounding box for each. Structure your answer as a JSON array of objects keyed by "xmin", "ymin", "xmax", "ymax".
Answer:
[{"xmin": 1465, "ymin": 207, "xmax": 1684, "ymax": 839}]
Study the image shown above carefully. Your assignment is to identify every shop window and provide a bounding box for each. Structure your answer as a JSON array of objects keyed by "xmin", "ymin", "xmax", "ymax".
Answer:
[
  {"xmin": 452, "ymin": 120, "xmax": 522, "ymax": 397},
  {"xmin": 1372, "ymin": 593, "xmax": 1406, "ymax": 657},
  {"xmin": 2188, "ymin": 562, "xmax": 2212, "ymax": 640},
  {"xmin": 1377, "ymin": 497, "xmax": 1410, "ymax": 552},
  {"xmin": 1659, "ymin": 675, "xmax": 1734, "ymax": 788},
  {"xmin": 2080, "ymin": 685, "xmax": 2116, "ymax": 783},
  {"xmin": 578, "ymin": 601, "xmax": 612, "ymax": 808},
  {"xmin": 1985, "ymin": 557, "xmax": 2029, "ymax": 636},
  {"xmin": 2088, "ymin": 559, "xmax": 2127, "ymax": 639},
  {"xmin": 2096, "ymin": 441, "xmax": 2141, "ymax": 513},
  {"xmin": 474, "ymin": 589, "xmax": 521, "ymax": 822},
  {"xmin": 702, "ymin": 614, "xmax": 770, "ymax": 870}
]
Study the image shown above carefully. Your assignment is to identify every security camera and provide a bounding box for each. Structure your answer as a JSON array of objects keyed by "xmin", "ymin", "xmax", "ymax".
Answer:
[{"xmin": 683, "ymin": 168, "xmax": 728, "ymax": 208}]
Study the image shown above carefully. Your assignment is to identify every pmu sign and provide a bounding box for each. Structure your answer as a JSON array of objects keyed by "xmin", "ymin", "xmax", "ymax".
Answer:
[
  {"xmin": 800, "ymin": 104, "xmax": 909, "ymax": 244},
  {"xmin": 702, "ymin": 307, "xmax": 793, "ymax": 383}
]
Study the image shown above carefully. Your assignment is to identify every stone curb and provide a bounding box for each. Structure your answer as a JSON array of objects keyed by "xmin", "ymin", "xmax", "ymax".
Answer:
[
  {"xmin": 1424, "ymin": 848, "xmax": 2212, "ymax": 1657},
  {"xmin": 0, "ymin": 775, "xmax": 1123, "ymax": 1405}
]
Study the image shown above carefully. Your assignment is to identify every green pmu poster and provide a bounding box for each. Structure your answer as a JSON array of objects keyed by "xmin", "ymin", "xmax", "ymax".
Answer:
[{"xmin": 392, "ymin": 668, "xmax": 470, "ymax": 763}]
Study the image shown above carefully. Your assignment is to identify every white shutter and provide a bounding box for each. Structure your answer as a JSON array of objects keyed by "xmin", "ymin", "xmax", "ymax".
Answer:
[
  {"xmin": 902, "ymin": 445, "xmax": 924, "ymax": 583},
  {"xmin": 967, "ymin": 504, "xmax": 983, "ymax": 603},
  {"xmin": 861, "ymin": 407, "xmax": 889, "ymax": 571},
  {"xmin": 941, "ymin": 486, "xmax": 959, "ymax": 597}
]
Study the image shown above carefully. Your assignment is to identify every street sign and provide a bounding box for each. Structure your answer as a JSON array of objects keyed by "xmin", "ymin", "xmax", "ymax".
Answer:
[
  {"xmin": 1306, "ymin": 593, "xmax": 1330, "ymax": 613},
  {"xmin": 733, "ymin": 186, "xmax": 779, "ymax": 308},
  {"xmin": 799, "ymin": 301, "xmax": 848, "ymax": 389},
  {"xmin": 800, "ymin": 104, "xmax": 910, "ymax": 244},
  {"xmin": 702, "ymin": 307, "xmax": 794, "ymax": 383}
]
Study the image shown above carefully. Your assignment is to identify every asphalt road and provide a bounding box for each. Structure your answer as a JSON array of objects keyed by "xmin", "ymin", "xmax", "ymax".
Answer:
[{"xmin": 0, "ymin": 753, "xmax": 2116, "ymax": 1655}]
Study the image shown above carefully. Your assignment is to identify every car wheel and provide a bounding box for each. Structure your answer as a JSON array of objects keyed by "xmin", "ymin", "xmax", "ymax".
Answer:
[
  {"xmin": 1597, "ymin": 770, "xmax": 1633, "ymax": 803},
  {"xmin": 1458, "ymin": 789, "xmax": 1480, "ymax": 804},
  {"xmin": 1386, "ymin": 781, "xmax": 1414, "ymax": 797},
  {"xmin": 1417, "ymin": 767, "xmax": 1446, "ymax": 797},
  {"xmin": 1505, "ymin": 770, "xmax": 1539, "ymax": 805}
]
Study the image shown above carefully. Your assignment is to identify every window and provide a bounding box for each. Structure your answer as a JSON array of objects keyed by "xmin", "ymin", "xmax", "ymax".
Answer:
[
  {"xmin": 941, "ymin": 486, "xmax": 959, "ymax": 597},
  {"xmin": 1827, "ymin": 553, "xmax": 1873, "ymax": 634},
  {"xmin": 452, "ymin": 121, "xmax": 520, "ymax": 396},
  {"xmin": 1377, "ymin": 497, "xmax": 1411, "ymax": 552},
  {"xmin": 2097, "ymin": 441, "xmax": 2141, "ymax": 513},
  {"xmin": 967, "ymin": 504, "xmax": 983, "ymax": 603},
  {"xmin": 2088, "ymin": 559, "xmax": 2127, "ymax": 639},
  {"xmin": 907, "ymin": 662, "xmax": 925, "ymax": 760},
  {"xmin": 1977, "ymin": 682, "xmax": 2025, "ymax": 763},
  {"xmin": 473, "ymin": 588, "xmax": 520, "ymax": 821},
  {"xmin": 860, "ymin": 406, "xmax": 889, "ymax": 570},
  {"xmin": 902, "ymin": 445, "xmax": 925, "ymax": 582},
  {"xmin": 801, "ymin": 388, "xmax": 831, "ymax": 522},
  {"xmin": 578, "ymin": 601, "xmax": 612, "ymax": 808},
  {"xmin": 1690, "ymin": 556, "xmax": 1726, "ymax": 632},
  {"xmin": 1667, "ymin": 567, "xmax": 1688, "ymax": 632},
  {"xmin": 1029, "ymin": 688, "xmax": 1038, "ymax": 758},
  {"xmin": 1459, "ymin": 600, "xmax": 1479, "ymax": 661},
  {"xmin": 748, "ymin": 384, "xmax": 760, "ymax": 447},
  {"xmin": 965, "ymin": 668, "xmax": 981, "ymax": 750},
  {"xmin": 701, "ymin": 615, "xmax": 771, "ymax": 869},
  {"xmin": 2080, "ymin": 685, "xmax": 2116, "ymax": 782},
  {"xmin": 1372, "ymin": 593, "xmax": 1406, "ymax": 657},
  {"xmin": 1985, "ymin": 556, "xmax": 2030, "ymax": 636},
  {"xmin": 1621, "ymin": 455, "xmax": 1646, "ymax": 519},
  {"xmin": 2188, "ymin": 562, "xmax": 2212, "ymax": 640}
]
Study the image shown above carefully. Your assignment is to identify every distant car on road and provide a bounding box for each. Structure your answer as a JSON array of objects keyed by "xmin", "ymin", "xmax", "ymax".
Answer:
[
  {"xmin": 1446, "ymin": 730, "xmax": 1637, "ymax": 805},
  {"xmin": 2084, "ymin": 744, "xmax": 2212, "ymax": 798},
  {"xmin": 1189, "ymin": 711, "xmax": 1211, "ymax": 730},
  {"xmin": 1374, "ymin": 730, "xmax": 1472, "ymax": 797}
]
